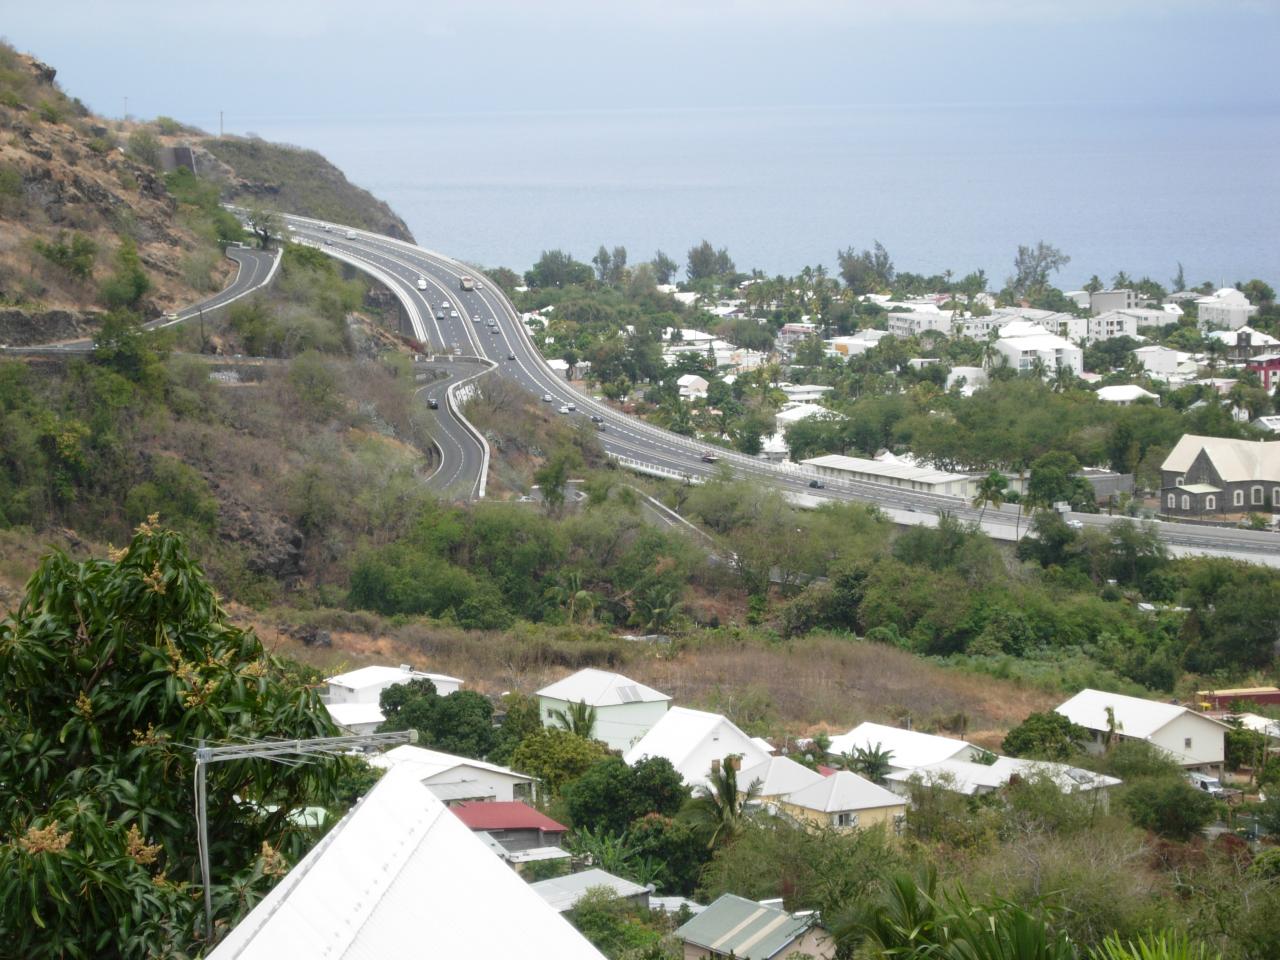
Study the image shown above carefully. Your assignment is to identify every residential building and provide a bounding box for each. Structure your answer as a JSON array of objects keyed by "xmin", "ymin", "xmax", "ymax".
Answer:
[
  {"xmin": 1246, "ymin": 353, "xmax": 1280, "ymax": 391},
  {"xmin": 676, "ymin": 894, "xmax": 833, "ymax": 960},
  {"xmin": 1088, "ymin": 310, "xmax": 1140, "ymax": 342},
  {"xmin": 1197, "ymin": 287, "xmax": 1258, "ymax": 330},
  {"xmin": 887, "ymin": 309, "xmax": 952, "ymax": 338},
  {"xmin": 1090, "ymin": 289, "xmax": 1141, "ymax": 314},
  {"xmin": 801, "ymin": 453, "xmax": 976, "ymax": 498},
  {"xmin": 325, "ymin": 664, "xmax": 462, "ymax": 733},
  {"xmin": 537, "ymin": 668, "xmax": 671, "ymax": 753},
  {"xmin": 1206, "ymin": 326, "xmax": 1280, "ymax": 360},
  {"xmin": 1095, "ymin": 384, "xmax": 1159, "ymax": 406},
  {"xmin": 828, "ymin": 722, "xmax": 978, "ymax": 773},
  {"xmin": 1055, "ymin": 688, "xmax": 1229, "ymax": 774},
  {"xmin": 1196, "ymin": 686, "xmax": 1280, "ymax": 711},
  {"xmin": 827, "ymin": 329, "xmax": 889, "ymax": 356},
  {"xmin": 779, "ymin": 383, "xmax": 833, "ymax": 403},
  {"xmin": 451, "ymin": 801, "xmax": 568, "ymax": 852},
  {"xmin": 778, "ymin": 322, "xmax": 818, "ymax": 346},
  {"xmin": 1256, "ymin": 415, "xmax": 1280, "ymax": 435},
  {"xmin": 206, "ymin": 766, "xmax": 605, "ymax": 960},
  {"xmin": 369, "ymin": 745, "xmax": 534, "ymax": 804},
  {"xmin": 624, "ymin": 706, "xmax": 771, "ymax": 789},
  {"xmin": 677, "ymin": 373, "xmax": 709, "ymax": 400},
  {"xmin": 776, "ymin": 402, "xmax": 836, "ymax": 434},
  {"xmin": 737, "ymin": 755, "xmax": 825, "ymax": 802},
  {"xmin": 1116, "ymin": 308, "xmax": 1176, "ymax": 330},
  {"xmin": 530, "ymin": 869, "xmax": 651, "ymax": 913},
  {"xmin": 946, "ymin": 365, "xmax": 989, "ymax": 395},
  {"xmin": 883, "ymin": 756, "xmax": 1120, "ymax": 799},
  {"xmin": 1160, "ymin": 434, "xmax": 1280, "ymax": 516},
  {"xmin": 779, "ymin": 771, "xmax": 906, "ymax": 830},
  {"xmin": 1132, "ymin": 345, "xmax": 1186, "ymax": 380},
  {"xmin": 993, "ymin": 330, "xmax": 1084, "ymax": 377}
]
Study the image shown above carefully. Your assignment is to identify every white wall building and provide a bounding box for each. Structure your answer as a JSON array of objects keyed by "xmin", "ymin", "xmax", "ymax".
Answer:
[
  {"xmin": 1088, "ymin": 311, "xmax": 1140, "ymax": 342},
  {"xmin": 828, "ymin": 329, "xmax": 890, "ymax": 357},
  {"xmin": 624, "ymin": 706, "xmax": 771, "ymax": 789},
  {"xmin": 776, "ymin": 402, "xmax": 836, "ymax": 433},
  {"xmin": 537, "ymin": 668, "xmax": 671, "ymax": 753},
  {"xmin": 1132, "ymin": 345, "xmax": 1185, "ymax": 380},
  {"xmin": 677, "ymin": 373, "xmax": 709, "ymax": 399},
  {"xmin": 801, "ymin": 453, "xmax": 976, "ymax": 497},
  {"xmin": 946, "ymin": 365, "xmax": 989, "ymax": 395},
  {"xmin": 827, "ymin": 721, "xmax": 979, "ymax": 774},
  {"xmin": 325, "ymin": 664, "xmax": 463, "ymax": 733},
  {"xmin": 1055, "ymin": 688, "xmax": 1229, "ymax": 774},
  {"xmin": 887, "ymin": 309, "xmax": 952, "ymax": 338},
  {"xmin": 883, "ymin": 756, "xmax": 1120, "ymax": 798},
  {"xmin": 1095, "ymin": 385, "xmax": 1159, "ymax": 406},
  {"xmin": 993, "ymin": 331, "xmax": 1084, "ymax": 377},
  {"xmin": 369, "ymin": 745, "xmax": 535, "ymax": 804},
  {"xmin": 1197, "ymin": 288, "xmax": 1259, "ymax": 330}
]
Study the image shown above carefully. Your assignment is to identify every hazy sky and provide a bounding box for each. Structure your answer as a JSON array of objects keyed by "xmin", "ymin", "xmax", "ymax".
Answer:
[{"xmin": 6, "ymin": 1, "xmax": 1279, "ymax": 131}]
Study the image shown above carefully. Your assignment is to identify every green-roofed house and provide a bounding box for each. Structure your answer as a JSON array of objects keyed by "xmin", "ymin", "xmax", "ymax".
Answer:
[{"xmin": 675, "ymin": 893, "xmax": 833, "ymax": 960}]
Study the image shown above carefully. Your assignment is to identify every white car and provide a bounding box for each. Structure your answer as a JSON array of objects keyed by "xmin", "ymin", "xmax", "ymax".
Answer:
[
  {"xmin": 472, "ymin": 315, "xmax": 482, "ymax": 323},
  {"xmin": 566, "ymin": 402, "xmax": 576, "ymax": 411},
  {"xmin": 449, "ymin": 309, "xmax": 458, "ymax": 318},
  {"xmin": 542, "ymin": 393, "xmax": 553, "ymax": 402},
  {"xmin": 417, "ymin": 277, "xmax": 427, "ymax": 291},
  {"xmin": 558, "ymin": 405, "xmax": 570, "ymax": 414},
  {"xmin": 344, "ymin": 230, "xmax": 356, "ymax": 239}
]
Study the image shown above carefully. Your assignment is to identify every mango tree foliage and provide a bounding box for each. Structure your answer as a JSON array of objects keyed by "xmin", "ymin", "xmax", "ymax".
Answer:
[{"xmin": 0, "ymin": 522, "xmax": 344, "ymax": 958}]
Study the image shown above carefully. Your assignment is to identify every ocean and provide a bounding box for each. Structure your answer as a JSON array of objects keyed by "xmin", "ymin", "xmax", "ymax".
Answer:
[{"xmin": 259, "ymin": 101, "xmax": 1280, "ymax": 289}]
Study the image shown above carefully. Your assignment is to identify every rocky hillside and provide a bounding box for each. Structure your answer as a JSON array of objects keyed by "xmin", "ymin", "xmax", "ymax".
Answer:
[
  {"xmin": 197, "ymin": 137, "xmax": 414, "ymax": 241},
  {"xmin": 0, "ymin": 41, "xmax": 413, "ymax": 345}
]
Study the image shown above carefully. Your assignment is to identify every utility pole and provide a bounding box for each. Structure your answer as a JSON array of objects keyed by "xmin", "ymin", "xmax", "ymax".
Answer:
[{"xmin": 191, "ymin": 728, "xmax": 417, "ymax": 944}]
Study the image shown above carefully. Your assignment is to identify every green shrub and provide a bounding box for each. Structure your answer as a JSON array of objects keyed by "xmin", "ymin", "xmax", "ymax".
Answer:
[{"xmin": 34, "ymin": 231, "xmax": 96, "ymax": 280}]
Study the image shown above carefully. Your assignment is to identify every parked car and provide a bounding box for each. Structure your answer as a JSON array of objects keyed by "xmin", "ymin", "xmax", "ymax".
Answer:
[{"xmin": 1187, "ymin": 772, "xmax": 1225, "ymax": 797}]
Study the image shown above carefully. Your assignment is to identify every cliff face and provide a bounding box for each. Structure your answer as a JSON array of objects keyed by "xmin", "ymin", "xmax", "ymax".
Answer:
[{"xmin": 199, "ymin": 137, "xmax": 415, "ymax": 242}]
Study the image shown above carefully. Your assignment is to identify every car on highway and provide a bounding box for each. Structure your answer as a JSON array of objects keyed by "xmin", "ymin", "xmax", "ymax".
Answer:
[
  {"xmin": 808, "ymin": 479, "xmax": 825, "ymax": 489},
  {"xmin": 449, "ymin": 309, "xmax": 458, "ymax": 318},
  {"xmin": 558, "ymin": 404, "xmax": 570, "ymax": 414},
  {"xmin": 1067, "ymin": 519, "xmax": 1084, "ymax": 529},
  {"xmin": 436, "ymin": 309, "xmax": 445, "ymax": 319},
  {"xmin": 472, "ymin": 315, "xmax": 482, "ymax": 322},
  {"xmin": 590, "ymin": 415, "xmax": 604, "ymax": 423},
  {"xmin": 417, "ymin": 277, "xmax": 428, "ymax": 290},
  {"xmin": 344, "ymin": 230, "xmax": 356, "ymax": 239},
  {"xmin": 507, "ymin": 353, "xmax": 516, "ymax": 361},
  {"xmin": 542, "ymin": 393, "xmax": 553, "ymax": 402},
  {"xmin": 700, "ymin": 452, "xmax": 720, "ymax": 463},
  {"xmin": 427, "ymin": 398, "xmax": 439, "ymax": 409},
  {"xmin": 566, "ymin": 402, "xmax": 576, "ymax": 411}
]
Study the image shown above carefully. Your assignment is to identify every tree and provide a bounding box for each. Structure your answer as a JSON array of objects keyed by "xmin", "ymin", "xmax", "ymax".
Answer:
[
  {"xmin": 651, "ymin": 250, "xmax": 678, "ymax": 285},
  {"xmin": 548, "ymin": 698, "xmax": 598, "ymax": 738},
  {"xmin": 127, "ymin": 128, "xmax": 162, "ymax": 169},
  {"xmin": 244, "ymin": 205, "xmax": 281, "ymax": 250},
  {"xmin": 489, "ymin": 692, "xmax": 542, "ymax": 765},
  {"xmin": 837, "ymin": 241, "xmax": 895, "ymax": 295},
  {"xmin": 845, "ymin": 743, "xmax": 895, "ymax": 783},
  {"xmin": 687, "ymin": 758, "xmax": 760, "ymax": 849},
  {"xmin": 1171, "ymin": 262, "xmax": 1186, "ymax": 293},
  {"xmin": 972, "ymin": 470, "xmax": 1009, "ymax": 524},
  {"xmin": 510, "ymin": 728, "xmax": 610, "ymax": 796},
  {"xmin": 377, "ymin": 679, "xmax": 497, "ymax": 759},
  {"xmin": 525, "ymin": 249, "xmax": 593, "ymax": 288},
  {"xmin": 686, "ymin": 240, "xmax": 734, "ymax": 283},
  {"xmin": 1008, "ymin": 241, "xmax": 1070, "ymax": 301},
  {"xmin": 561, "ymin": 756, "xmax": 688, "ymax": 836},
  {"xmin": 1122, "ymin": 779, "xmax": 1217, "ymax": 840},
  {"xmin": 1242, "ymin": 279, "xmax": 1276, "ymax": 307},
  {"xmin": 1002, "ymin": 711, "xmax": 1087, "ymax": 761},
  {"xmin": 99, "ymin": 237, "xmax": 151, "ymax": 309},
  {"xmin": 0, "ymin": 524, "xmax": 345, "ymax": 958},
  {"xmin": 534, "ymin": 449, "xmax": 577, "ymax": 517}
]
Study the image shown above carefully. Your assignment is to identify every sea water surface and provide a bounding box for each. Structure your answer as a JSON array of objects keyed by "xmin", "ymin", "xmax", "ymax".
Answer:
[{"xmin": 258, "ymin": 102, "xmax": 1280, "ymax": 287}]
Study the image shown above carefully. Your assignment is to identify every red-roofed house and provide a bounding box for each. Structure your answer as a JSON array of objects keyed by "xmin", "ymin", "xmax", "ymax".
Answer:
[{"xmin": 452, "ymin": 801, "xmax": 568, "ymax": 852}]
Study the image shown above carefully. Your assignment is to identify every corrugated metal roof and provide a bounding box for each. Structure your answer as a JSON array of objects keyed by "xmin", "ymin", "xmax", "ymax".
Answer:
[
  {"xmin": 207, "ymin": 766, "xmax": 603, "ymax": 960},
  {"xmin": 529, "ymin": 869, "xmax": 650, "ymax": 913},
  {"xmin": 452, "ymin": 801, "xmax": 566, "ymax": 833},
  {"xmin": 1056, "ymin": 688, "xmax": 1231, "ymax": 740},
  {"xmin": 828, "ymin": 722, "xmax": 973, "ymax": 769},
  {"xmin": 784, "ymin": 771, "xmax": 903, "ymax": 813},
  {"xmin": 677, "ymin": 894, "xmax": 815, "ymax": 960},
  {"xmin": 536, "ymin": 668, "xmax": 670, "ymax": 706}
]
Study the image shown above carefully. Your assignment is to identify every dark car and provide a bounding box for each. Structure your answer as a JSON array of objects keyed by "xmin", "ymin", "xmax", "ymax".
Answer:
[
  {"xmin": 808, "ymin": 479, "xmax": 824, "ymax": 489},
  {"xmin": 427, "ymin": 398, "xmax": 439, "ymax": 409},
  {"xmin": 507, "ymin": 353, "xmax": 516, "ymax": 361},
  {"xmin": 590, "ymin": 415, "xmax": 604, "ymax": 423},
  {"xmin": 700, "ymin": 453, "xmax": 720, "ymax": 463}
]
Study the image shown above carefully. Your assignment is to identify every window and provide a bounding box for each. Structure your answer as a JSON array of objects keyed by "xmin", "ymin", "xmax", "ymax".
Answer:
[
  {"xmin": 1235, "ymin": 490, "xmax": 1245, "ymax": 507},
  {"xmin": 1167, "ymin": 494, "xmax": 1175, "ymax": 509},
  {"xmin": 1253, "ymin": 486, "xmax": 1264, "ymax": 505},
  {"xmin": 1177, "ymin": 476, "xmax": 1185, "ymax": 486},
  {"xmin": 1181, "ymin": 495, "xmax": 1190, "ymax": 511},
  {"xmin": 1184, "ymin": 737, "xmax": 1193, "ymax": 750},
  {"xmin": 1205, "ymin": 495, "xmax": 1216, "ymax": 511},
  {"xmin": 1273, "ymin": 487, "xmax": 1280, "ymax": 507},
  {"xmin": 834, "ymin": 812, "xmax": 858, "ymax": 828}
]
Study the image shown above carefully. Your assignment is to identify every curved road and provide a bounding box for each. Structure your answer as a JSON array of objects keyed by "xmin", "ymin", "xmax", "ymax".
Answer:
[
  {"xmin": 2, "ymin": 246, "xmax": 280, "ymax": 355},
  {"xmin": 288, "ymin": 215, "xmax": 1279, "ymax": 566}
]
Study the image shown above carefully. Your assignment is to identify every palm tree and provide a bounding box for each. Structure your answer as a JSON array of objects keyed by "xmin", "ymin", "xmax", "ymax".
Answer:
[
  {"xmin": 847, "ymin": 743, "xmax": 895, "ymax": 783},
  {"xmin": 687, "ymin": 757, "xmax": 760, "ymax": 849},
  {"xmin": 972, "ymin": 470, "xmax": 1009, "ymax": 525},
  {"xmin": 548, "ymin": 699, "xmax": 597, "ymax": 739},
  {"xmin": 1049, "ymin": 363, "xmax": 1075, "ymax": 394},
  {"xmin": 544, "ymin": 572, "xmax": 598, "ymax": 625}
]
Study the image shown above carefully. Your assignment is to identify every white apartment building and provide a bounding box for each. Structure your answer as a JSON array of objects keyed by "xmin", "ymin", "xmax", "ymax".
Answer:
[
  {"xmin": 993, "ymin": 331, "xmax": 1084, "ymax": 376},
  {"xmin": 1088, "ymin": 311, "xmax": 1140, "ymax": 342},
  {"xmin": 887, "ymin": 310, "xmax": 953, "ymax": 338},
  {"xmin": 1197, "ymin": 288, "xmax": 1259, "ymax": 330}
]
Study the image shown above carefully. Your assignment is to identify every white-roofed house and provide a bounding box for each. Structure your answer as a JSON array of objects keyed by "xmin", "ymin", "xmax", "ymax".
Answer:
[
  {"xmin": 1160, "ymin": 434, "xmax": 1280, "ymax": 517},
  {"xmin": 1132, "ymin": 345, "xmax": 1188, "ymax": 380},
  {"xmin": 827, "ymin": 722, "xmax": 978, "ymax": 774},
  {"xmin": 1095, "ymin": 384, "xmax": 1159, "ymax": 406},
  {"xmin": 737, "ymin": 755, "xmax": 825, "ymax": 803},
  {"xmin": 1055, "ymin": 688, "xmax": 1229, "ymax": 775},
  {"xmin": 677, "ymin": 373, "xmax": 710, "ymax": 399},
  {"xmin": 883, "ymin": 756, "xmax": 1121, "ymax": 800},
  {"xmin": 537, "ymin": 668, "xmax": 671, "ymax": 752},
  {"xmin": 624, "ymin": 706, "xmax": 771, "ymax": 789},
  {"xmin": 206, "ymin": 765, "xmax": 606, "ymax": 960},
  {"xmin": 368, "ymin": 744, "xmax": 535, "ymax": 804},
  {"xmin": 779, "ymin": 770, "xmax": 907, "ymax": 831},
  {"xmin": 801, "ymin": 454, "xmax": 976, "ymax": 498},
  {"xmin": 1205, "ymin": 326, "xmax": 1280, "ymax": 360},
  {"xmin": 325, "ymin": 664, "xmax": 462, "ymax": 733},
  {"xmin": 1197, "ymin": 288, "xmax": 1258, "ymax": 330},
  {"xmin": 529, "ymin": 868, "xmax": 651, "ymax": 913}
]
